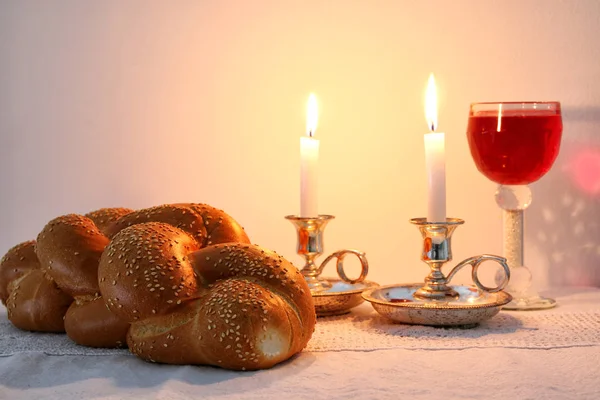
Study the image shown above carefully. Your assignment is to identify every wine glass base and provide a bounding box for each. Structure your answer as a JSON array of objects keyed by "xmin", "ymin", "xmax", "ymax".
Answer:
[{"xmin": 502, "ymin": 295, "xmax": 557, "ymax": 311}]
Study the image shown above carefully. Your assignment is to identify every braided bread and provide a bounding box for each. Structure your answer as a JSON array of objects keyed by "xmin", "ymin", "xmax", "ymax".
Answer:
[
  {"xmin": 0, "ymin": 241, "xmax": 71, "ymax": 332},
  {"xmin": 0, "ymin": 208, "xmax": 133, "ymax": 343},
  {"xmin": 36, "ymin": 209, "xmax": 134, "ymax": 347},
  {"xmin": 99, "ymin": 220, "xmax": 315, "ymax": 370},
  {"xmin": 98, "ymin": 204, "xmax": 316, "ymax": 370},
  {"xmin": 1, "ymin": 203, "xmax": 315, "ymax": 370}
]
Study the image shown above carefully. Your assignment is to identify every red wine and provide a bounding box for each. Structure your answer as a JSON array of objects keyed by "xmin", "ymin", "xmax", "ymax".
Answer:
[{"xmin": 467, "ymin": 111, "xmax": 562, "ymax": 185}]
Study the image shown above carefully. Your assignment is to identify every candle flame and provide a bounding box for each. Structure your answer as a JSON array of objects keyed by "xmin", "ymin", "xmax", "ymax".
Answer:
[
  {"xmin": 425, "ymin": 74, "xmax": 438, "ymax": 132},
  {"xmin": 306, "ymin": 93, "xmax": 318, "ymax": 137}
]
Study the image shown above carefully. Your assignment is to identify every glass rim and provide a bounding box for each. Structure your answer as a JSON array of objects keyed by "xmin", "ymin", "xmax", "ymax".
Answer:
[
  {"xmin": 470, "ymin": 101, "xmax": 561, "ymax": 114},
  {"xmin": 470, "ymin": 101, "xmax": 561, "ymax": 107}
]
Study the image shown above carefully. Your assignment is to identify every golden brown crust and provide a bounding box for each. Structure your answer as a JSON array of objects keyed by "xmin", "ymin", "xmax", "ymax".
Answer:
[
  {"xmin": 1, "ymin": 209, "xmax": 134, "ymax": 345},
  {"xmin": 105, "ymin": 204, "xmax": 209, "ymax": 244},
  {"xmin": 105, "ymin": 204, "xmax": 251, "ymax": 247},
  {"xmin": 180, "ymin": 203, "xmax": 250, "ymax": 246},
  {"xmin": 126, "ymin": 300, "xmax": 208, "ymax": 365},
  {"xmin": 128, "ymin": 279, "xmax": 305, "ymax": 370},
  {"xmin": 5, "ymin": 269, "xmax": 72, "ymax": 332},
  {"xmin": 99, "ymin": 222, "xmax": 202, "ymax": 322},
  {"xmin": 85, "ymin": 208, "xmax": 134, "ymax": 236},
  {"xmin": 2, "ymin": 203, "xmax": 309, "ymax": 370},
  {"xmin": 0, "ymin": 241, "xmax": 73, "ymax": 332},
  {"xmin": 0, "ymin": 241, "xmax": 40, "ymax": 305},
  {"xmin": 64, "ymin": 297, "xmax": 130, "ymax": 348},
  {"xmin": 101, "ymin": 233, "xmax": 316, "ymax": 370},
  {"xmin": 189, "ymin": 243, "xmax": 315, "ymax": 355},
  {"xmin": 36, "ymin": 214, "xmax": 108, "ymax": 297},
  {"xmin": 33, "ymin": 212, "xmax": 132, "ymax": 347}
]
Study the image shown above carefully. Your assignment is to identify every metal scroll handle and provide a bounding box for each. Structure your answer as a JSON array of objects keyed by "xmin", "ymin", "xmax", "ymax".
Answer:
[
  {"xmin": 317, "ymin": 249, "xmax": 369, "ymax": 284},
  {"xmin": 445, "ymin": 254, "xmax": 511, "ymax": 293}
]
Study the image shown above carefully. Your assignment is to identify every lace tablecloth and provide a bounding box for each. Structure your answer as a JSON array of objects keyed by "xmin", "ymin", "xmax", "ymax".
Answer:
[
  {"xmin": 1, "ymin": 287, "xmax": 599, "ymax": 400},
  {"xmin": 1, "ymin": 305, "xmax": 599, "ymax": 356}
]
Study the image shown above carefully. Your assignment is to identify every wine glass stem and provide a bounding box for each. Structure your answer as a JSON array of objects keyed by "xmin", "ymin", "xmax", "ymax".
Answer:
[
  {"xmin": 503, "ymin": 209, "xmax": 524, "ymax": 272},
  {"xmin": 498, "ymin": 188, "xmax": 557, "ymax": 310}
]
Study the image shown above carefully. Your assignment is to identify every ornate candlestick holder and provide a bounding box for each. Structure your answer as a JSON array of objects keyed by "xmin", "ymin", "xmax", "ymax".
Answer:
[
  {"xmin": 286, "ymin": 215, "xmax": 378, "ymax": 316},
  {"xmin": 362, "ymin": 217, "xmax": 513, "ymax": 327}
]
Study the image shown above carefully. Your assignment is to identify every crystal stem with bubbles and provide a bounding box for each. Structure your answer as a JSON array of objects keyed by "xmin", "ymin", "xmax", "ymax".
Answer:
[{"xmin": 496, "ymin": 184, "xmax": 556, "ymax": 310}]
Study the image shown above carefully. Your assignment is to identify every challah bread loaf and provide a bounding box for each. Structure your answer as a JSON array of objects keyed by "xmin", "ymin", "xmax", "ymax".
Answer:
[
  {"xmin": 98, "ymin": 207, "xmax": 315, "ymax": 370},
  {"xmin": 0, "ymin": 208, "xmax": 133, "ymax": 342},
  {"xmin": 185, "ymin": 244, "xmax": 314, "ymax": 367},
  {"xmin": 35, "ymin": 212, "xmax": 132, "ymax": 347},
  {"xmin": 100, "ymin": 222, "xmax": 203, "ymax": 323},
  {"xmin": 2, "ymin": 202, "xmax": 314, "ymax": 370},
  {"xmin": 36, "ymin": 214, "xmax": 110, "ymax": 297},
  {"xmin": 0, "ymin": 241, "xmax": 40, "ymax": 305},
  {"xmin": 0, "ymin": 241, "xmax": 71, "ymax": 332},
  {"xmin": 189, "ymin": 244, "xmax": 315, "ymax": 346},
  {"xmin": 64, "ymin": 296, "xmax": 130, "ymax": 348},
  {"xmin": 183, "ymin": 203, "xmax": 252, "ymax": 246},
  {"xmin": 85, "ymin": 207, "xmax": 134, "ymax": 236},
  {"xmin": 104, "ymin": 203, "xmax": 250, "ymax": 246},
  {"xmin": 6, "ymin": 269, "xmax": 73, "ymax": 332}
]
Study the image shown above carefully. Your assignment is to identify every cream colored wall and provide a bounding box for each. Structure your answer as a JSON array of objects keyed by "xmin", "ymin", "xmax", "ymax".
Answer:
[{"xmin": 1, "ymin": 0, "xmax": 599, "ymax": 289}]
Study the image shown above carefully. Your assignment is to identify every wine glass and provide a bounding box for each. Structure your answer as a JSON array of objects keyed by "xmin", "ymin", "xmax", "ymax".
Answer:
[{"xmin": 467, "ymin": 102, "xmax": 563, "ymax": 310}]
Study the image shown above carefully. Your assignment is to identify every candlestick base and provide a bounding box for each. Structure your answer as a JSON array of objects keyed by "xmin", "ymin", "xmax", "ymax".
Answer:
[
  {"xmin": 362, "ymin": 217, "xmax": 513, "ymax": 327},
  {"xmin": 286, "ymin": 214, "xmax": 377, "ymax": 316}
]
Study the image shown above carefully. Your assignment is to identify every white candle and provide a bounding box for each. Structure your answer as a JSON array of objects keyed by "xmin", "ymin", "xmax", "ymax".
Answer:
[
  {"xmin": 424, "ymin": 74, "xmax": 446, "ymax": 222},
  {"xmin": 300, "ymin": 93, "xmax": 319, "ymax": 217}
]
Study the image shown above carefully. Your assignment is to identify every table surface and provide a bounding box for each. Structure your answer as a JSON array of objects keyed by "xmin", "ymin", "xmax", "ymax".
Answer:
[{"xmin": 1, "ymin": 287, "xmax": 599, "ymax": 400}]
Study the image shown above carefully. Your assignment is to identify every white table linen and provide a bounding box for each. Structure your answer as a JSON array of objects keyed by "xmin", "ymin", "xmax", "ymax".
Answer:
[{"xmin": 1, "ymin": 287, "xmax": 599, "ymax": 400}]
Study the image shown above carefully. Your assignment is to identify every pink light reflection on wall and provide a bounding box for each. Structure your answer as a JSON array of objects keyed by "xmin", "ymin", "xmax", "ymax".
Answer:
[{"xmin": 567, "ymin": 147, "xmax": 600, "ymax": 197}]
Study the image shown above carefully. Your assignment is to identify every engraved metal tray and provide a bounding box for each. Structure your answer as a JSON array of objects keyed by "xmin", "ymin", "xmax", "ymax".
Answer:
[
  {"xmin": 362, "ymin": 283, "xmax": 512, "ymax": 327},
  {"xmin": 313, "ymin": 279, "xmax": 379, "ymax": 317}
]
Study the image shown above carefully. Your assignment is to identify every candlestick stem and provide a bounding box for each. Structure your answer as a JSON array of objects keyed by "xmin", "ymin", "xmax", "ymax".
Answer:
[
  {"xmin": 285, "ymin": 215, "xmax": 334, "ymax": 291},
  {"xmin": 411, "ymin": 218, "xmax": 510, "ymax": 301},
  {"xmin": 412, "ymin": 218, "xmax": 462, "ymax": 300}
]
